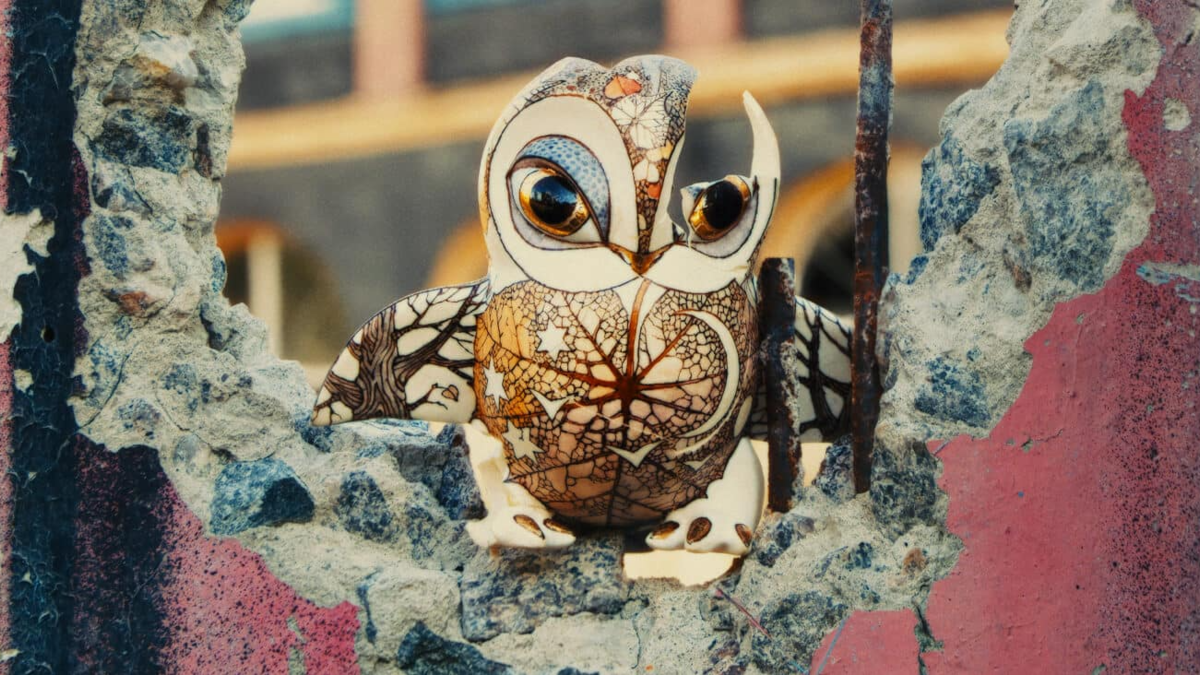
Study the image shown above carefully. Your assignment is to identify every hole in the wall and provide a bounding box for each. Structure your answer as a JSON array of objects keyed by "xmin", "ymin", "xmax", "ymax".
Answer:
[{"xmin": 41, "ymin": 325, "xmax": 56, "ymax": 343}]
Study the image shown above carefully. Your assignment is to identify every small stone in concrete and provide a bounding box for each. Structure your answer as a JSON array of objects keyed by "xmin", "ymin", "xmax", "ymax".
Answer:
[
  {"xmin": 92, "ymin": 105, "xmax": 198, "ymax": 174},
  {"xmin": 751, "ymin": 592, "xmax": 847, "ymax": 673},
  {"xmin": 396, "ymin": 622, "xmax": 513, "ymax": 675},
  {"xmin": 843, "ymin": 542, "xmax": 874, "ymax": 570},
  {"xmin": 91, "ymin": 162, "xmax": 151, "ymax": 215},
  {"xmin": 814, "ymin": 436, "xmax": 856, "ymax": 504},
  {"xmin": 919, "ymin": 133, "xmax": 1000, "ymax": 252},
  {"xmin": 754, "ymin": 512, "xmax": 816, "ymax": 568},
  {"xmin": 914, "ymin": 356, "xmax": 989, "ymax": 427},
  {"xmin": 92, "ymin": 215, "xmax": 134, "ymax": 279},
  {"xmin": 1005, "ymin": 81, "xmax": 1122, "ymax": 292},
  {"xmin": 870, "ymin": 440, "xmax": 941, "ymax": 537},
  {"xmin": 394, "ymin": 424, "xmax": 484, "ymax": 521},
  {"xmin": 460, "ymin": 536, "xmax": 628, "ymax": 641},
  {"xmin": 210, "ymin": 458, "xmax": 314, "ymax": 535},
  {"xmin": 335, "ymin": 471, "xmax": 398, "ymax": 543}
]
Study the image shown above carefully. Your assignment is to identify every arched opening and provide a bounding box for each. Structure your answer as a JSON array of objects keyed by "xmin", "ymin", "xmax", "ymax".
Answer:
[
  {"xmin": 760, "ymin": 145, "xmax": 927, "ymax": 317},
  {"xmin": 216, "ymin": 219, "xmax": 349, "ymax": 384}
]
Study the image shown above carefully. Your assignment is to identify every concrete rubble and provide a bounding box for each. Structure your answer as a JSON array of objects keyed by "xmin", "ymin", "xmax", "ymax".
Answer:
[{"xmin": 45, "ymin": 0, "xmax": 1159, "ymax": 671}]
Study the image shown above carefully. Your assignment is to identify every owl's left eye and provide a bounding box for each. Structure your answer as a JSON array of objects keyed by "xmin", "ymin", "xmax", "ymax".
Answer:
[
  {"xmin": 518, "ymin": 169, "xmax": 590, "ymax": 237},
  {"xmin": 687, "ymin": 175, "xmax": 752, "ymax": 241}
]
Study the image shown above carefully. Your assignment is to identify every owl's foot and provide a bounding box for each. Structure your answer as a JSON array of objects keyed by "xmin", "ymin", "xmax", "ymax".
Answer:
[
  {"xmin": 646, "ymin": 437, "xmax": 764, "ymax": 555},
  {"xmin": 467, "ymin": 505, "xmax": 577, "ymax": 549},
  {"xmin": 463, "ymin": 421, "xmax": 576, "ymax": 549}
]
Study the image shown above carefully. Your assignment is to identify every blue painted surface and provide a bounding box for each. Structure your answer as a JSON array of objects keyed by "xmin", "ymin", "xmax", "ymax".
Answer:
[
  {"xmin": 241, "ymin": 0, "xmax": 354, "ymax": 43},
  {"xmin": 914, "ymin": 356, "xmax": 990, "ymax": 427},
  {"xmin": 5, "ymin": 0, "xmax": 87, "ymax": 670},
  {"xmin": 1005, "ymin": 81, "xmax": 1121, "ymax": 292},
  {"xmin": 918, "ymin": 133, "xmax": 1000, "ymax": 253},
  {"xmin": 210, "ymin": 458, "xmax": 316, "ymax": 535},
  {"xmin": 426, "ymin": 0, "xmax": 541, "ymax": 16}
]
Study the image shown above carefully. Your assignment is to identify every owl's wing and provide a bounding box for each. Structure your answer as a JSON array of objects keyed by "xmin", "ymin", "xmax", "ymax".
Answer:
[
  {"xmin": 749, "ymin": 297, "xmax": 852, "ymax": 442},
  {"xmin": 311, "ymin": 278, "xmax": 491, "ymax": 426}
]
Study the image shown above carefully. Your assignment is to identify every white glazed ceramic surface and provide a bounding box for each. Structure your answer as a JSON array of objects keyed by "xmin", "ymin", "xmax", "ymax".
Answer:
[{"xmin": 312, "ymin": 56, "xmax": 852, "ymax": 554}]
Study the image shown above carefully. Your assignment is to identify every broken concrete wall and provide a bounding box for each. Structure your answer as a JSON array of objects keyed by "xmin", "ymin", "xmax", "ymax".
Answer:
[{"xmin": 0, "ymin": 0, "xmax": 1195, "ymax": 672}]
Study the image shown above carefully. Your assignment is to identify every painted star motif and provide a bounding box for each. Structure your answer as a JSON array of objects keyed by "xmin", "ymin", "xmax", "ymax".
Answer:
[
  {"xmin": 608, "ymin": 441, "xmax": 661, "ymax": 468},
  {"xmin": 536, "ymin": 323, "xmax": 569, "ymax": 359},
  {"xmin": 532, "ymin": 390, "xmax": 570, "ymax": 419},
  {"xmin": 483, "ymin": 360, "xmax": 507, "ymax": 405},
  {"xmin": 504, "ymin": 425, "xmax": 542, "ymax": 461}
]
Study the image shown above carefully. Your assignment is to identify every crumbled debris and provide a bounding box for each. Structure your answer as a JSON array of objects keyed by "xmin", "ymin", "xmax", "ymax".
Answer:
[
  {"xmin": 814, "ymin": 436, "xmax": 856, "ymax": 504},
  {"xmin": 335, "ymin": 471, "xmax": 398, "ymax": 543},
  {"xmin": 210, "ymin": 458, "xmax": 314, "ymax": 535},
  {"xmin": 460, "ymin": 536, "xmax": 628, "ymax": 641},
  {"xmin": 396, "ymin": 622, "xmax": 513, "ymax": 675}
]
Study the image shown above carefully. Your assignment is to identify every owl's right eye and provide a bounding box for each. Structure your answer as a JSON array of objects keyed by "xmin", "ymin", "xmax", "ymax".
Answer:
[{"xmin": 518, "ymin": 170, "xmax": 590, "ymax": 237}]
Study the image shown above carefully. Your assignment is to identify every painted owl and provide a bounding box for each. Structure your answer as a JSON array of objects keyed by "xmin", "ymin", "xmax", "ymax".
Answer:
[{"xmin": 311, "ymin": 56, "xmax": 851, "ymax": 554}]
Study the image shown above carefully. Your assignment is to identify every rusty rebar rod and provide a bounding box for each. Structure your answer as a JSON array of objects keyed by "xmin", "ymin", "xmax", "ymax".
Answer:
[
  {"xmin": 851, "ymin": 0, "xmax": 893, "ymax": 493},
  {"xmin": 759, "ymin": 258, "xmax": 798, "ymax": 512}
]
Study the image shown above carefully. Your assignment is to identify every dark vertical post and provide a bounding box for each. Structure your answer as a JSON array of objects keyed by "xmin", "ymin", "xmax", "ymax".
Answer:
[
  {"xmin": 759, "ymin": 258, "xmax": 798, "ymax": 512},
  {"xmin": 852, "ymin": 0, "xmax": 893, "ymax": 493},
  {"xmin": 5, "ymin": 0, "xmax": 86, "ymax": 669}
]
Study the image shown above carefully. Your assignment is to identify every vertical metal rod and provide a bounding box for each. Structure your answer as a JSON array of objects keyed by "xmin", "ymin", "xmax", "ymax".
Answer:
[
  {"xmin": 852, "ymin": 0, "xmax": 893, "ymax": 493},
  {"xmin": 759, "ymin": 257, "xmax": 798, "ymax": 512}
]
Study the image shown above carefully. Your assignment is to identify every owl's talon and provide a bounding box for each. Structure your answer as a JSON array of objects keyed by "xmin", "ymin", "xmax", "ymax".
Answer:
[
  {"xmin": 543, "ymin": 517, "xmax": 575, "ymax": 535},
  {"xmin": 468, "ymin": 506, "xmax": 576, "ymax": 549},
  {"xmin": 735, "ymin": 523, "xmax": 754, "ymax": 547},
  {"xmin": 649, "ymin": 521, "xmax": 680, "ymax": 540},
  {"xmin": 644, "ymin": 437, "xmax": 763, "ymax": 555},
  {"xmin": 686, "ymin": 517, "xmax": 713, "ymax": 544},
  {"xmin": 464, "ymin": 422, "xmax": 576, "ymax": 549},
  {"xmin": 513, "ymin": 514, "xmax": 544, "ymax": 539}
]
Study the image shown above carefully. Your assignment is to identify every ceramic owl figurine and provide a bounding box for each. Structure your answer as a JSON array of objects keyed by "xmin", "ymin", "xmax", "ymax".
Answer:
[{"xmin": 311, "ymin": 56, "xmax": 852, "ymax": 555}]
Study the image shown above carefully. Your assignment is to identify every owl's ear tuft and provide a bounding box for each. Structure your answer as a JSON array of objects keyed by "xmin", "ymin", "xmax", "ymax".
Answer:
[{"xmin": 744, "ymin": 92, "xmax": 780, "ymax": 201}]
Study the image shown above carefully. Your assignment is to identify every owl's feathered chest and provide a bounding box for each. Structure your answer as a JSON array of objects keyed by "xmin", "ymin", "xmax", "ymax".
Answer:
[{"xmin": 473, "ymin": 278, "xmax": 757, "ymax": 526}]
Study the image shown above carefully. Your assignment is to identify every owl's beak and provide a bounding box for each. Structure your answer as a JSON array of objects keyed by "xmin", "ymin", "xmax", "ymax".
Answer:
[{"xmin": 608, "ymin": 244, "xmax": 668, "ymax": 275}]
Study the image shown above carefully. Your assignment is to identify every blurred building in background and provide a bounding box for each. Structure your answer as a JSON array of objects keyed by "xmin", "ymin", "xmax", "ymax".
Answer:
[{"xmin": 217, "ymin": 0, "xmax": 1011, "ymax": 378}]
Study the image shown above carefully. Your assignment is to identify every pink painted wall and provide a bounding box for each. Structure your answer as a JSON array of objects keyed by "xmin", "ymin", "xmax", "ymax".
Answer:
[{"xmin": 809, "ymin": 2, "xmax": 1200, "ymax": 671}]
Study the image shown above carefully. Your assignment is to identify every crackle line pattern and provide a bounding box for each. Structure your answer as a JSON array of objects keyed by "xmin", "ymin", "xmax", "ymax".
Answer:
[
  {"xmin": 475, "ymin": 279, "xmax": 756, "ymax": 526},
  {"xmin": 313, "ymin": 279, "xmax": 490, "ymax": 425},
  {"xmin": 499, "ymin": 56, "xmax": 694, "ymax": 253},
  {"xmin": 748, "ymin": 296, "xmax": 853, "ymax": 443}
]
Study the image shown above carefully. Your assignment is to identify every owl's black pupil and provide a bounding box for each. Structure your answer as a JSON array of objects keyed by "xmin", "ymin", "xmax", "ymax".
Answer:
[
  {"xmin": 530, "ymin": 176, "xmax": 578, "ymax": 225},
  {"xmin": 700, "ymin": 180, "xmax": 745, "ymax": 232}
]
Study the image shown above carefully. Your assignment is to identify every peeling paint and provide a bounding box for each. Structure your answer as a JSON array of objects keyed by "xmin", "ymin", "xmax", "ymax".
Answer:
[
  {"xmin": 0, "ymin": 210, "xmax": 53, "ymax": 338},
  {"xmin": 813, "ymin": 0, "xmax": 1199, "ymax": 670}
]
